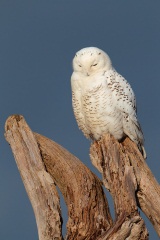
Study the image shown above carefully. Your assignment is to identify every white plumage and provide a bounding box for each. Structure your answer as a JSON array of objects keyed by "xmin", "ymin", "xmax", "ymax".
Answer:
[{"xmin": 71, "ymin": 47, "xmax": 146, "ymax": 158}]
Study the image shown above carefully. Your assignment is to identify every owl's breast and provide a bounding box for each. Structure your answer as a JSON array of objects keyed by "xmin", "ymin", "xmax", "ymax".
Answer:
[{"xmin": 81, "ymin": 81, "xmax": 124, "ymax": 140}]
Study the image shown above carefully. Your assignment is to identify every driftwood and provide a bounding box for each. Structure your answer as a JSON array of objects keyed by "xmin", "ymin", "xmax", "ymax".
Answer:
[{"xmin": 5, "ymin": 115, "xmax": 160, "ymax": 239}]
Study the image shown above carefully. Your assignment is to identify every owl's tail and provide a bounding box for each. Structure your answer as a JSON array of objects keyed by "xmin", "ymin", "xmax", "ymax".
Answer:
[
  {"xmin": 138, "ymin": 144, "xmax": 146, "ymax": 159},
  {"xmin": 123, "ymin": 114, "xmax": 146, "ymax": 159}
]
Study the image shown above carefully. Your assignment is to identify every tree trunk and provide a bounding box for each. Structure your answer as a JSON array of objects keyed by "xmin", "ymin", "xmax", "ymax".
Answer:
[{"xmin": 5, "ymin": 115, "xmax": 160, "ymax": 239}]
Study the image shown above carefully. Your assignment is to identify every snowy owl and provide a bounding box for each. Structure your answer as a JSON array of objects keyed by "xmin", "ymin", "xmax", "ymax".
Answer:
[{"xmin": 71, "ymin": 47, "xmax": 146, "ymax": 158}]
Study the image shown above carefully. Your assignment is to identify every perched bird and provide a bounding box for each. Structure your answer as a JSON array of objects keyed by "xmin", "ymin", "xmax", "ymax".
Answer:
[{"xmin": 71, "ymin": 47, "xmax": 146, "ymax": 158}]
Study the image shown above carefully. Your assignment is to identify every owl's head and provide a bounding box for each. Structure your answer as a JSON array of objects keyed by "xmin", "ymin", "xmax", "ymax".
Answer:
[{"xmin": 72, "ymin": 47, "xmax": 112, "ymax": 76}]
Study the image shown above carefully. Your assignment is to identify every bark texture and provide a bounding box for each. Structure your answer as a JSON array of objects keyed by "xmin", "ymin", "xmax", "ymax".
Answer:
[
  {"xmin": 5, "ymin": 115, "xmax": 62, "ymax": 240},
  {"xmin": 90, "ymin": 135, "xmax": 160, "ymax": 238},
  {"xmin": 35, "ymin": 133, "xmax": 112, "ymax": 239},
  {"xmin": 5, "ymin": 115, "xmax": 160, "ymax": 239},
  {"xmin": 90, "ymin": 137, "xmax": 147, "ymax": 239},
  {"xmin": 5, "ymin": 115, "xmax": 112, "ymax": 240}
]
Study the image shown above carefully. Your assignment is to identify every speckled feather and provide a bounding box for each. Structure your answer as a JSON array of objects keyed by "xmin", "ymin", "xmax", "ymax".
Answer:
[{"xmin": 71, "ymin": 47, "xmax": 146, "ymax": 158}]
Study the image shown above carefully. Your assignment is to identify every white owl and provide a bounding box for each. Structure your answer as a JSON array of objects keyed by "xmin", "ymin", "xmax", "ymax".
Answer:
[{"xmin": 71, "ymin": 47, "xmax": 146, "ymax": 158}]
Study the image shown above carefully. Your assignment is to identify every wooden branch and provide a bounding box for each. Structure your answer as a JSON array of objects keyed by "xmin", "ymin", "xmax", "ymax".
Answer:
[
  {"xmin": 123, "ymin": 138, "xmax": 160, "ymax": 236},
  {"xmin": 34, "ymin": 133, "xmax": 112, "ymax": 239},
  {"xmin": 5, "ymin": 115, "xmax": 63, "ymax": 240},
  {"xmin": 90, "ymin": 134, "xmax": 160, "ymax": 238},
  {"xmin": 5, "ymin": 115, "xmax": 112, "ymax": 240},
  {"xmin": 5, "ymin": 115, "xmax": 160, "ymax": 239}
]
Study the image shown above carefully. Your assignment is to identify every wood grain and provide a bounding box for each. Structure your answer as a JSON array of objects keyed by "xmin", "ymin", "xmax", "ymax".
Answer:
[{"xmin": 5, "ymin": 115, "xmax": 160, "ymax": 239}]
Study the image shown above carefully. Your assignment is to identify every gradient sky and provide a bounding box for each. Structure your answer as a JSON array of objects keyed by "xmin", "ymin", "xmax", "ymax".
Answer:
[{"xmin": 0, "ymin": 1, "xmax": 160, "ymax": 239}]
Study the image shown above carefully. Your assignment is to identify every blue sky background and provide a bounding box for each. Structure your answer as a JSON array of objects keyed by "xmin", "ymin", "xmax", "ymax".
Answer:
[{"xmin": 0, "ymin": 1, "xmax": 160, "ymax": 239}]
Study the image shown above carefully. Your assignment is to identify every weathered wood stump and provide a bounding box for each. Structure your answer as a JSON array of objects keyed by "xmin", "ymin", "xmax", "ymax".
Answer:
[{"xmin": 5, "ymin": 115, "xmax": 160, "ymax": 239}]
